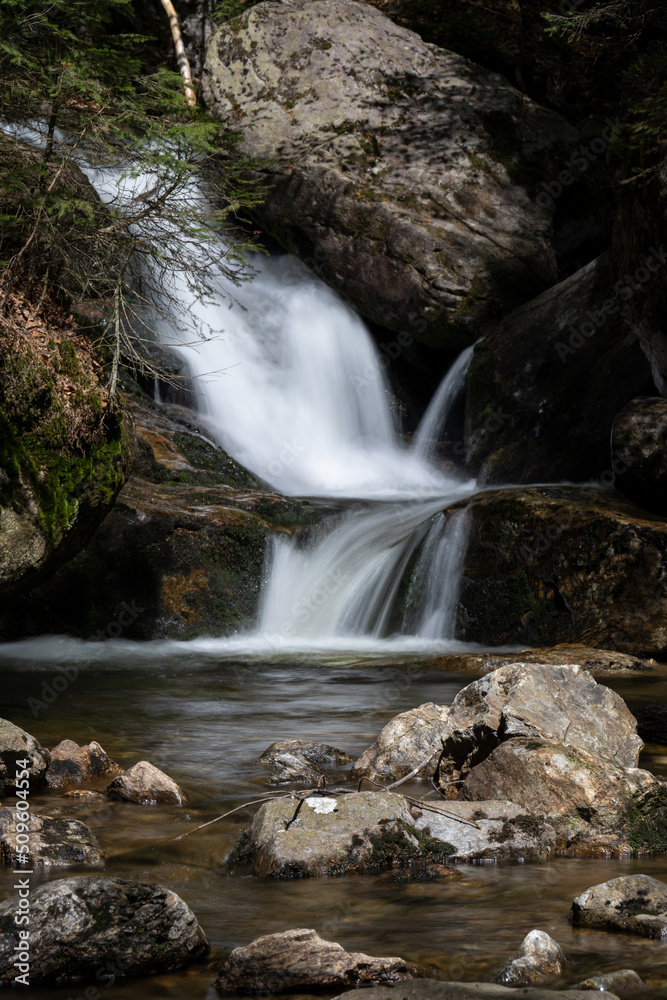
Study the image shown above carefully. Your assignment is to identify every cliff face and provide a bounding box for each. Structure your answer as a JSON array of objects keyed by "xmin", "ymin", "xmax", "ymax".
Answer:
[{"xmin": 0, "ymin": 287, "xmax": 134, "ymax": 601}]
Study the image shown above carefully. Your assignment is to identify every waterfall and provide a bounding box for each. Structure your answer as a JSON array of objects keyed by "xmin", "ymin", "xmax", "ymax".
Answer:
[{"xmin": 413, "ymin": 344, "xmax": 474, "ymax": 460}]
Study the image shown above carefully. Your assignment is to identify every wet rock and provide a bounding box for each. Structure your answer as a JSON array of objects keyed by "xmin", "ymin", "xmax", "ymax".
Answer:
[
  {"xmin": 203, "ymin": 0, "xmax": 585, "ymax": 350},
  {"xmin": 633, "ymin": 705, "xmax": 667, "ymax": 745},
  {"xmin": 577, "ymin": 970, "xmax": 646, "ymax": 993},
  {"xmin": 0, "ymin": 719, "xmax": 50, "ymax": 795},
  {"xmin": 351, "ymin": 703, "xmax": 450, "ymax": 783},
  {"xmin": 464, "ymin": 254, "xmax": 653, "ymax": 484},
  {"xmin": 0, "ymin": 808, "xmax": 104, "ymax": 868},
  {"xmin": 332, "ymin": 979, "xmax": 620, "ymax": 1000},
  {"xmin": 437, "ymin": 663, "xmax": 641, "ymax": 785},
  {"xmin": 213, "ymin": 927, "xmax": 425, "ymax": 992},
  {"xmin": 570, "ymin": 875, "xmax": 667, "ymax": 938},
  {"xmin": 258, "ymin": 740, "xmax": 352, "ymax": 786},
  {"xmin": 420, "ymin": 645, "xmax": 654, "ymax": 677},
  {"xmin": 411, "ymin": 799, "xmax": 556, "ymax": 862},
  {"xmin": 106, "ymin": 760, "xmax": 187, "ymax": 805},
  {"xmin": 46, "ymin": 739, "xmax": 123, "ymax": 788},
  {"xmin": 455, "ymin": 487, "xmax": 667, "ymax": 655},
  {"xmin": 233, "ymin": 791, "xmax": 441, "ymax": 877},
  {"xmin": 612, "ymin": 398, "xmax": 667, "ymax": 514},
  {"xmin": 0, "ymin": 876, "xmax": 210, "ymax": 984},
  {"xmin": 497, "ymin": 930, "xmax": 566, "ymax": 985}
]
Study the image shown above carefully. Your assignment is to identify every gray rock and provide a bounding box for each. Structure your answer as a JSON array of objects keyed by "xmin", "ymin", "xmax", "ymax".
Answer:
[
  {"xmin": 237, "ymin": 791, "xmax": 424, "ymax": 876},
  {"xmin": 0, "ymin": 718, "xmax": 50, "ymax": 795},
  {"xmin": 464, "ymin": 254, "xmax": 653, "ymax": 484},
  {"xmin": 351, "ymin": 703, "xmax": 450, "ymax": 783},
  {"xmin": 570, "ymin": 875, "xmax": 667, "ymax": 938},
  {"xmin": 332, "ymin": 979, "xmax": 620, "ymax": 1000},
  {"xmin": 46, "ymin": 739, "xmax": 123, "ymax": 788},
  {"xmin": 0, "ymin": 807, "xmax": 104, "ymax": 868},
  {"xmin": 411, "ymin": 799, "xmax": 557, "ymax": 862},
  {"xmin": 459, "ymin": 737, "xmax": 665, "ymax": 854},
  {"xmin": 258, "ymin": 740, "xmax": 352, "ymax": 786},
  {"xmin": 577, "ymin": 970, "xmax": 646, "ymax": 993},
  {"xmin": 419, "ymin": 645, "xmax": 654, "ymax": 677},
  {"xmin": 497, "ymin": 930, "xmax": 566, "ymax": 985},
  {"xmin": 202, "ymin": 0, "xmax": 583, "ymax": 350},
  {"xmin": 0, "ymin": 876, "xmax": 209, "ymax": 984},
  {"xmin": 106, "ymin": 760, "xmax": 187, "ymax": 805},
  {"xmin": 214, "ymin": 927, "xmax": 425, "ymax": 992},
  {"xmin": 438, "ymin": 663, "xmax": 642, "ymax": 784},
  {"xmin": 612, "ymin": 397, "xmax": 667, "ymax": 514}
]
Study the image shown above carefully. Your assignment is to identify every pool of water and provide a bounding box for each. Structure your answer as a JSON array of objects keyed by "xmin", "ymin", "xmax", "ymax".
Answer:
[{"xmin": 1, "ymin": 650, "xmax": 667, "ymax": 1000}]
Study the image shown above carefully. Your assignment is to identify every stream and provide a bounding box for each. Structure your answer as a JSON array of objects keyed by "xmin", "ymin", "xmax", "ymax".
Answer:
[{"xmin": 2, "ymin": 149, "xmax": 667, "ymax": 999}]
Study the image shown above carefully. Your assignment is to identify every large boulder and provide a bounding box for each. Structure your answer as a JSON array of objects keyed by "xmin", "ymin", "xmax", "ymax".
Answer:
[
  {"xmin": 455, "ymin": 486, "xmax": 667, "ymax": 656},
  {"xmin": 611, "ymin": 397, "xmax": 667, "ymax": 514},
  {"xmin": 214, "ymin": 928, "xmax": 425, "ymax": 992},
  {"xmin": 0, "ymin": 876, "xmax": 210, "ymax": 984},
  {"xmin": 464, "ymin": 254, "xmax": 654, "ymax": 484},
  {"xmin": 0, "ymin": 808, "xmax": 105, "ymax": 868},
  {"xmin": 458, "ymin": 737, "xmax": 666, "ymax": 855},
  {"xmin": 570, "ymin": 875, "xmax": 667, "ymax": 939},
  {"xmin": 0, "ymin": 719, "xmax": 50, "ymax": 794},
  {"xmin": 1, "ymin": 394, "xmax": 318, "ymax": 640},
  {"xmin": 351, "ymin": 703, "xmax": 450, "ymax": 783},
  {"xmin": 202, "ymin": 0, "xmax": 585, "ymax": 350},
  {"xmin": 230, "ymin": 791, "xmax": 451, "ymax": 876},
  {"xmin": 437, "ymin": 663, "xmax": 642, "ymax": 784}
]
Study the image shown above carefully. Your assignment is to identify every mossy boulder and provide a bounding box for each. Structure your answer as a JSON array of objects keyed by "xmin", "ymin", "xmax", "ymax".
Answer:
[
  {"xmin": 0, "ymin": 302, "xmax": 133, "ymax": 603},
  {"xmin": 203, "ymin": 0, "xmax": 588, "ymax": 349},
  {"xmin": 454, "ymin": 486, "xmax": 667, "ymax": 656}
]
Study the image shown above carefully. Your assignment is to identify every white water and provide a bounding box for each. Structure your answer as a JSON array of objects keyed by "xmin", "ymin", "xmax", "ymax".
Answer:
[{"xmin": 1, "ymin": 137, "xmax": 481, "ymax": 652}]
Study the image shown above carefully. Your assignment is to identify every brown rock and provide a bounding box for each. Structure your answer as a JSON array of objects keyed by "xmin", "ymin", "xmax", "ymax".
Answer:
[
  {"xmin": 213, "ymin": 928, "xmax": 425, "ymax": 992},
  {"xmin": 497, "ymin": 930, "xmax": 566, "ymax": 986},
  {"xmin": 351, "ymin": 703, "xmax": 450, "ymax": 783},
  {"xmin": 0, "ymin": 807, "xmax": 104, "ymax": 868},
  {"xmin": 106, "ymin": 761, "xmax": 187, "ymax": 805},
  {"xmin": 46, "ymin": 740, "xmax": 123, "ymax": 788},
  {"xmin": 570, "ymin": 875, "xmax": 667, "ymax": 938}
]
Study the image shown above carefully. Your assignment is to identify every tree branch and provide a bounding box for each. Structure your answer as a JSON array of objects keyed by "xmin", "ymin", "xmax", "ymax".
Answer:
[{"xmin": 160, "ymin": 0, "xmax": 197, "ymax": 108}]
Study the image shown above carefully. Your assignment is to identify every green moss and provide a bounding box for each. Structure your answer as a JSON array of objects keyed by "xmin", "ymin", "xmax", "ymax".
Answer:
[
  {"xmin": 227, "ymin": 830, "xmax": 258, "ymax": 869},
  {"xmin": 496, "ymin": 813, "xmax": 544, "ymax": 843},
  {"xmin": 627, "ymin": 804, "xmax": 667, "ymax": 853}
]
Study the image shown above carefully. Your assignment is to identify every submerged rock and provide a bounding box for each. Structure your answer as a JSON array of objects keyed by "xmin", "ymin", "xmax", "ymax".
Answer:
[
  {"xmin": 577, "ymin": 970, "xmax": 646, "ymax": 993},
  {"xmin": 107, "ymin": 760, "xmax": 187, "ymax": 805},
  {"xmin": 203, "ymin": 0, "xmax": 585, "ymax": 350},
  {"xmin": 0, "ymin": 808, "xmax": 104, "ymax": 868},
  {"xmin": 231, "ymin": 791, "xmax": 451, "ymax": 876},
  {"xmin": 612, "ymin": 397, "xmax": 667, "ymax": 514},
  {"xmin": 455, "ymin": 486, "xmax": 667, "ymax": 655},
  {"xmin": 351, "ymin": 703, "xmax": 450, "ymax": 783},
  {"xmin": 261, "ymin": 752, "xmax": 325, "ymax": 787},
  {"xmin": 570, "ymin": 875, "xmax": 667, "ymax": 938},
  {"xmin": 0, "ymin": 876, "xmax": 210, "ymax": 984},
  {"xmin": 213, "ymin": 927, "xmax": 425, "ymax": 992},
  {"xmin": 497, "ymin": 930, "xmax": 566, "ymax": 986},
  {"xmin": 0, "ymin": 718, "xmax": 50, "ymax": 795},
  {"xmin": 419, "ymin": 645, "xmax": 654, "ymax": 677},
  {"xmin": 437, "ymin": 663, "xmax": 641, "ymax": 784},
  {"xmin": 464, "ymin": 254, "xmax": 653, "ymax": 484},
  {"xmin": 411, "ymin": 799, "xmax": 557, "ymax": 862},
  {"xmin": 332, "ymin": 980, "xmax": 620, "ymax": 1000},
  {"xmin": 46, "ymin": 739, "xmax": 123, "ymax": 788}
]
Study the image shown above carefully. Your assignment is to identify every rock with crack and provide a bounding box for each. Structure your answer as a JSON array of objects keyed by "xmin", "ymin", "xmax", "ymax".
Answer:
[
  {"xmin": 0, "ymin": 808, "xmax": 104, "ymax": 868},
  {"xmin": 106, "ymin": 760, "xmax": 187, "ymax": 805},
  {"xmin": 0, "ymin": 718, "xmax": 50, "ymax": 795},
  {"xmin": 213, "ymin": 927, "xmax": 425, "ymax": 992},
  {"xmin": 497, "ymin": 930, "xmax": 566, "ymax": 986},
  {"xmin": 351, "ymin": 703, "xmax": 450, "ymax": 783},
  {"xmin": 229, "ymin": 791, "xmax": 449, "ymax": 876},
  {"xmin": 570, "ymin": 875, "xmax": 667, "ymax": 938},
  {"xmin": 0, "ymin": 876, "xmax": 209, "ymax": 984},
  {"xmin": 436, "ymin": 663, "xmax": 642, "ymax": 785},
  {"xmin": 46, "ymin": 739, "xmax": 123, "ymax": 788},
  {"xmin": 202, "ymin": 0, "xmax": 588, "ymax": 349},
  {"xmin": 258, "ymin": 739, "xmax": 352, "ymax": 786}
]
